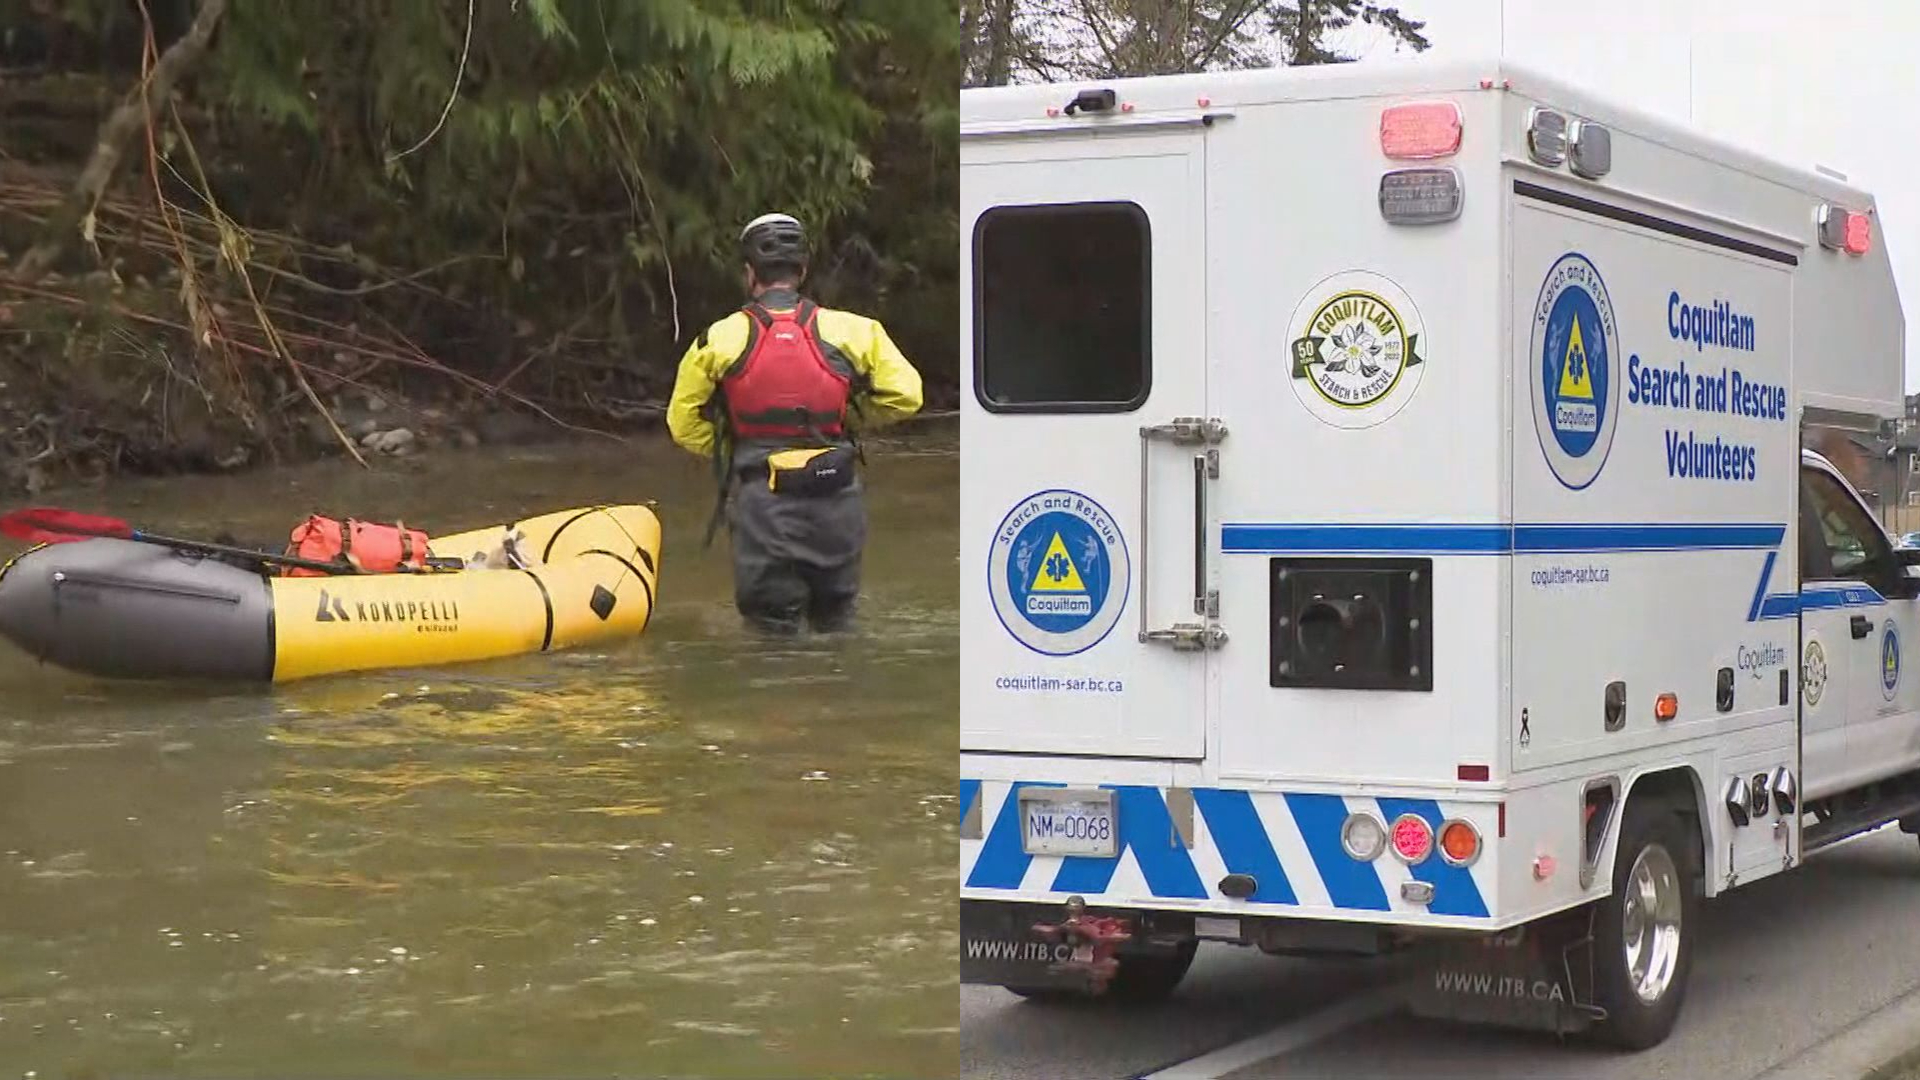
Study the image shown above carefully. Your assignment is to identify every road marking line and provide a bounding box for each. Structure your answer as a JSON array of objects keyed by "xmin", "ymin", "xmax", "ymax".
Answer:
[{"xmin": 1138, "ymin": 985, "xmax": 1404, "ymax": 1080}]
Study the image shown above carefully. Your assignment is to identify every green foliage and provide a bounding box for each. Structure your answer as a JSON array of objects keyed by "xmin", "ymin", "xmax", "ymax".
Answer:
[{"xmin": 9, "ymin": 0, "xmax": 960, "ymax": 394}]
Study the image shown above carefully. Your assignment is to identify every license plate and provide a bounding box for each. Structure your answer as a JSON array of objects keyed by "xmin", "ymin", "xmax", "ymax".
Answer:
[{"xmin": 1019, "ymin": 788, "xmax": 1117, "ymax": 857}]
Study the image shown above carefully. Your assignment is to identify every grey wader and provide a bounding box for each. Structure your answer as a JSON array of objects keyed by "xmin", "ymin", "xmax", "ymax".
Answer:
[{"xmin": 719, "ymin": 444, "xmax": 866, "ymax": 634}]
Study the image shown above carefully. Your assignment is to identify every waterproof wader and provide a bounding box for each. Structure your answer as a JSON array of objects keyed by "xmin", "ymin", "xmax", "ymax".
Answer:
[{"xmin": 725, "ymin": 448, "xmax": 866, "ymax": 634}]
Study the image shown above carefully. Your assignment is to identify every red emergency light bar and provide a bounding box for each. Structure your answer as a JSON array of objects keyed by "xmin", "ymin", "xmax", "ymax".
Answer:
[
  {"xmin": 1846, "ymin": 212, "xmax": 1872, "ymax": 255},
  {"xmin": 1380, "ymin": 101, "xmax": 1462, "ymax": 160},
  {"xmin": 1820, "ymin": 203, "xmax": 1873, "ymax": 256}
]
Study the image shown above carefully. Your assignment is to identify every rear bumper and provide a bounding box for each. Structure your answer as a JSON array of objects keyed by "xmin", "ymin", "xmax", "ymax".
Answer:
[
  {"xmin": 960, "ymin": 898, "xmax": 1196, "ymax": 990},
  {"xmin": 960, "ymin": 779, "xmax": 1501, "ymax": 928}
]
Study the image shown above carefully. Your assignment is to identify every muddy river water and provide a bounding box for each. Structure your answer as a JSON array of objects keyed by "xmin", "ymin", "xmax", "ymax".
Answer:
[{"xmin": 0, "ymin": 427, "xmax": 957, "ymax": 1077}]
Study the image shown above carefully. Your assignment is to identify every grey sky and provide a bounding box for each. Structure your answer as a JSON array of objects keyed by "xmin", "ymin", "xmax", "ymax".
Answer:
[{"xmin": 1353, "ymin": 0, "xmax": 1920, "ymax": 389}]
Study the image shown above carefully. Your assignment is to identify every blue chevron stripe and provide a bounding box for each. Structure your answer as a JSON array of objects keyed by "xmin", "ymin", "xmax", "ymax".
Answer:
[
  {"xmin": 1377, "ymin": 797, "xmax": 1489, "ymax": 918},
  {"xmin": 960, "ymin": 782, "xmax": 1493, "ymax": 919},
  {"xmin": 1193, "ymin": 788, "xmax": 1297, "ymax": 904},
  {"xmin": 1284, "ymin": 793, "xmax": 1391, "ymax": 912},
  {"xmin": 1747, "ymin": 551, "xmax": 1778, "ymax": 622},
  {"xmin": 964, "ymin": 781, "xmax": 1060, "ymax": 890},
  {"xmin": 1050, "ymin": 786, "xmax": 1207, "ymax": 900}
]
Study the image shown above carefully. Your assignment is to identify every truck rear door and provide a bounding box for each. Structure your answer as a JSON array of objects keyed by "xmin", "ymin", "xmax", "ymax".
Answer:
[{"xmin": 960, "ymin": 124, "xmax": 1212, "ymax": 760}]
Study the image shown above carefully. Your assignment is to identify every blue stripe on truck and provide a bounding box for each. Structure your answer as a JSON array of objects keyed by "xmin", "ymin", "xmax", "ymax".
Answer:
[
  {"xmin": 1192, "ymin": 788, "xmax": 1297, "ymax": 905},
  {"xmin": 959, "ymin": 783, "xmax": 1489, "ymax": 916},
  {"xmin": 1221, "ymin": 524, "xmax": 1511, "ymax": 554},
  {"xmin": 1756, "ymin": 585, "xmax": 1885, "ymax": 620},
  {"xmin": 964, "ymin": 780, "xmax": 1059, "ymax": 890},
  {"xmin": 1050, "ymin": 786, "xmax": 1208, "ymax": 900},
  {"xmin": 1283, "ymin": 793, "xmax": 1391, "ymax": 912},
  {"xmin": 1748, "ymin": 551, "xmax": 1779, "ymax": 621},
  {"xmin": 1514, "ymin": 523, "xmax": 1785, "ymax": 552},
  {"xmin": 1220, "ymin": 522, "xmax": 1786, "ymax": 554},
  {"xmin": 1214, "ymin": 522, "xmax": 1891, "ymax": 623}
]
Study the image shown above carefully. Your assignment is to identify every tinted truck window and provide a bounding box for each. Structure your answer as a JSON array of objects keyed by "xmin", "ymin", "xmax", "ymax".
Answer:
[{"xmin": 973, "ymin": 202, "xmax": 1150, "ymax": 412}]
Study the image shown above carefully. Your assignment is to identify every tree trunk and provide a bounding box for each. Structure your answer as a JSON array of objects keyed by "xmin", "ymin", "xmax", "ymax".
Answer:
[
  {"xmin": 9, "ymin": 0, "xmax": 230, "ymax": 285},
  {"xmin": 1289, "ymin": 0, "xmax": 1322, "ymax": 65},
  {"xmin": 961, "ymin": 0, "xmax": 977, "ymax": 80},
  {"xmin": 983, "ymin": 0, "xmax": 1014, "ymax": 86}
]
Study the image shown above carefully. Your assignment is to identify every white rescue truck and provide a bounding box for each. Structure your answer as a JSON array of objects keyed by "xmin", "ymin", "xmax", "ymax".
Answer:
[{"xmin": 958, "ymin": 57, "xmax": 1913, "ymax": 1048}]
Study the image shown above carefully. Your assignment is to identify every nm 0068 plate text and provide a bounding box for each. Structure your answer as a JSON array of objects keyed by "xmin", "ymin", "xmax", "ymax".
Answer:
[{"xmin": 1018, "ymin": 789, "xmax": 1117, "ymax": 858}]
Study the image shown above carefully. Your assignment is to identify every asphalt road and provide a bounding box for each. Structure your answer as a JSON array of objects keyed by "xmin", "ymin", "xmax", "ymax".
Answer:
[{"xmin": 961, "ymin": 827, "xmax": 1920, "ymax": 1080}]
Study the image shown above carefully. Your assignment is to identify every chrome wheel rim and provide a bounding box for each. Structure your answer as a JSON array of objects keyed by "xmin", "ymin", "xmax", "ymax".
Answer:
[{"xmin": 1621, "ymin": 843, "xmax": 1683, "ymax": 1005}]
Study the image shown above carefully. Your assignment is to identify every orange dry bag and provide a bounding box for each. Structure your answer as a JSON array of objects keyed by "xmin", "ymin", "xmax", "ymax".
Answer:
[{"xmin": 282, "ymin": 515, "xmax": 431, "ymax": 577}]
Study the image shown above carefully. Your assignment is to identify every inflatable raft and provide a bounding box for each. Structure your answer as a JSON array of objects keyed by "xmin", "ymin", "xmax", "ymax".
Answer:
[{"xmin": 0, "ymin": 504, "xmax": 661, "ymax": 683}]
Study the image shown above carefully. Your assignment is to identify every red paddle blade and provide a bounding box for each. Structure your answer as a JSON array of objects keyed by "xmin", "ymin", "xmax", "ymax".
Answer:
[{"xmin": 0, "ymin": 507, "xmax": 135, "ymax": 545}]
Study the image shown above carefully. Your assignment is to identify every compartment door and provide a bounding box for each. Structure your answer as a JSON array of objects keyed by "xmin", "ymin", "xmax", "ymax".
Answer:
[{"xmin": 961, "ymin": 127, "xmax": 1213, "ymax": 759}]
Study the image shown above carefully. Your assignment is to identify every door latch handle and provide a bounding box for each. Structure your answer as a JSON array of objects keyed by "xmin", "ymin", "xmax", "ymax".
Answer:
[
  {"xmin": 1852, "ymin": 614, "xmax": 1874, "ymax": 639},
  {"xmin": 1140, "ymin": 417, "xmax": 1228, "ymax": 447},
  {"xmin": 1191, "ymin": 455, "xmax": 1206, "ymax": 615},
  {"xmin": 1141, "ymin": 624, "xmax": 1229, "ymax": 651},
  {"xmin": 1138, "ymin": 418, "xmax": 1227, "ymax": 647}
]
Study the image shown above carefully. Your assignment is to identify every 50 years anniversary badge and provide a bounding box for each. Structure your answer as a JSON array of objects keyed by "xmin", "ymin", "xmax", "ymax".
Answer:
[{"xmin": 1286, "ymin": 270, "xmax": 1427, "ymax": 429}]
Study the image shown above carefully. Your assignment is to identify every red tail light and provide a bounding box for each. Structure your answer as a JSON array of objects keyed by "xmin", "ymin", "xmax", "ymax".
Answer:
[
  {"xmin": 1390, "ymin": 814, "xmax": 1434, "ymax": 864},
  {"xmin": 1380, "ymin": 101, "xmax": 1463, "ymax": 159},
  {"xmin": 1846, "ymin": 212, "xmax": 1873, "ymax": 255}
]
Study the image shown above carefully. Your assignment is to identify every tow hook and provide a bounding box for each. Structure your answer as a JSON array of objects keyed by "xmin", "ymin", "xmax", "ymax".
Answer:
[{"xmin": 1030, "ymin": 896, "xmax": 1134, "ymax": 994}]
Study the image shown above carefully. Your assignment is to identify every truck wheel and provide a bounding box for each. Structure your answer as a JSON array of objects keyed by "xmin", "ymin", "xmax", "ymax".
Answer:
[
  {"xmin": 1590, "ymin": 801, "xmax": 1699, "ymax": 1049},
  {"xmin": 1008, "ymin": 940, "xmax": 1199, "ymax": 1006}
]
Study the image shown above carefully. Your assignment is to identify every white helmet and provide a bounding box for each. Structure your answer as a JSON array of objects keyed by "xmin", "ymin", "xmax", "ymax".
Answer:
[{"xmin": 739, "ymin": 212, "xmax": 808, "ymax": 266}]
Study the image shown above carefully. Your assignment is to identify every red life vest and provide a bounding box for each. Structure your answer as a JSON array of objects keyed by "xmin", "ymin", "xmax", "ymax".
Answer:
[
  {"xmin": 281, "ymin": 515, "xmax": 431, "ymax": 577},
  {"xmin": 720, "ymin": 299, "xmax": 851, "ymax": 442}
]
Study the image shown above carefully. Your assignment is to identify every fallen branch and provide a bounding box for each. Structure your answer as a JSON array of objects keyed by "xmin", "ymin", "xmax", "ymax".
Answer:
[
  {"xmin": 9, "ymin": 0, "xmax": 229, "ymax": 285},
  {"xmin": 0, "ymin": 177, "xmax": 489, "ymax": 309},
  {"xmin": 370, "ymin": 311, "xmax": 623, "ymax": 442}
]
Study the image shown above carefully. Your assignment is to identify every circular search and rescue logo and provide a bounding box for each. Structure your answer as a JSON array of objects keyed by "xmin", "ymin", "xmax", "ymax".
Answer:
[
  {"xmin": 1530, "ymin": 253, "xmax": 1621, "ymax": 490},
  {"xmin": 1884, "ymin": 624, "xmax": 1902, "ymax": 700},
  {"xmin": 1804, "ymin": 638, "xmax": 1828, "ymax": 708},
  {"xmin": 1285, "ymin": 271, "xmax": 1426, "ymax": 429},
  {"xmin": 989, "ymin": 489, "xmax": 1129, "ymax": 657}
]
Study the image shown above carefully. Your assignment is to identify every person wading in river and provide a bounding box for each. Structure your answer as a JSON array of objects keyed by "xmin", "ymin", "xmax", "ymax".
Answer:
[{"xmin": 667, "ymin": 213, "xmax": 923, "ymax": 634}]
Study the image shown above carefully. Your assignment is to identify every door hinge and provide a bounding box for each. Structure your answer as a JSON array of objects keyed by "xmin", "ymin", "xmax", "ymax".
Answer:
[
  {"xmin": 1203, "ymin": 446, "xmax": 1220, "ymax": 479},
  {"xmin": 1141, "ymin": 623, "xmax": 1228, "ymax": 651},
  {"xmin": 1197, "ymin": 589, "xmax": 1220, "ymax": 618}
]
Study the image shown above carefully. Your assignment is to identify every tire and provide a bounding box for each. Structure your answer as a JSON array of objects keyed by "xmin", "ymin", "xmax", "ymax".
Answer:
[
  {"xmin": 1589, "ymin": 800, "xmax": 1700, "ymax": 1049},
  {"xmin": 1008, "ymin": 940, "xmax": 1199, "ymax": 1006}
]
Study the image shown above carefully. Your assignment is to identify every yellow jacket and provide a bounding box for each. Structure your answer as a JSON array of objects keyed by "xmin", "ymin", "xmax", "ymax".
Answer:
[{"xmin": 667, "ymin": 295, "xmax": 924, "ymax": 459}]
